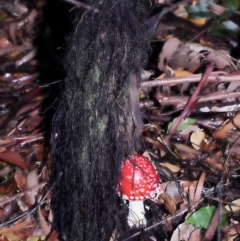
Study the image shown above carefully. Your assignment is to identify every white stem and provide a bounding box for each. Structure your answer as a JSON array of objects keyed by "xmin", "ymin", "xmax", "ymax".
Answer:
[{"xmin": 127, "ymin": 200, "xmax": 146, "ymax": 228}]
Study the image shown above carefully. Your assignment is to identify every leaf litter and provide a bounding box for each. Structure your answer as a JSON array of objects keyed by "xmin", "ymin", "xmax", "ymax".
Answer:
[
  {"xmin": 0, "ymin": 0, "xmax": 60, "ymax": 240},
  {"xmin": 0, "ymin": 0, "xmax": 239, "ymax": 241}
]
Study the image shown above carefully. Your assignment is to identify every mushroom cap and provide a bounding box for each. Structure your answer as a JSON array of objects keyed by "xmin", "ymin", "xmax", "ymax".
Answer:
[{"xmin": 118, "ymin": 154, "xmax": 159, "ymax": 201}]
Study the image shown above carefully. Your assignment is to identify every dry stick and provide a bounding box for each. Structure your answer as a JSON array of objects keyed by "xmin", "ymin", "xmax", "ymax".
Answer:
[
  {"xmin": 193, "ymin": 172, "xmax": 206, "ymax": 204},
  {"xmin": 15, "ymin": 48, "xmax": 37, "ymax": 67},
  {"xmin": 0, "ymin": 184, "xmax": 50, "ymax": 229},
  {"xmin": 168, "ymin": 63, "xmax": 214, "ymax": 134},
  {"xmin": 12, "ymin": 73, "xmax": 39, "ymax": 83},
  {"xmin": 140, "ymin": 71, "xmax": 240, "ymax": 88},
  {"xmin": 0, "ymin": 44, "xmax": 32, "ymax": 56},
  {"xmin": 155, "ymin": 91, "xmax": 240, "ymax": 109},
  {"xmin": 187, "ymin": 28, "xmax": 208, "ymax": 43},
  {"xmin": 0, "ymin": 182, "xmax": 47, "ymax": 207}
]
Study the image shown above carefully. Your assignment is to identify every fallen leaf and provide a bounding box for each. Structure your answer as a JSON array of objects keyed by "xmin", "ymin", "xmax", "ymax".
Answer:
[
  {"xmin": 25, "ymin": 169, "xmax": 39, "ymax": 205},
  {"xmin": 214, "ymin": 114, "xmax": 240, "ymax": 139},
  {"xmin": 185, "ymin": 206, "xmax": 227, "ymax": 229},
  {"xmin": 161, "ymin": 192, "xmax": 176, "ymax": 214},
  {"xmin": 193, "ymin": 172, "xmax": 205, "ymax": 204},
  {"xmin": 188, "ymin": 18, "xmax": 206, "ymax": 26},
  {"xmin": 38, "ymin": 209, "xmax": 51, "ymax": 236},
  {"xmin": 170, "ymin": 223, "xmax": 197, "ymax": 241},
  {"xmin": 0, "ymin": 219, "xmax": 27, "ymax": 236},
  {"xmin": 225, "ymin": 199, "xmax": 240, "ymax": 213},
  {"xmin": 158, "ymin": 38, "xmax": 180, "ymax": 71},
  {"xmin": 165, "ymin": 181, "xmax": 183, "ymax": 204},
  {"xmin": 14, "ymin": 168, "xmax": 27, "ymax": 190},
  {"xmin": 0, "ymin": 151, "xmax": 28, "ymax": 169},
  {"xmin": 189, "ymin": 227, "xmax": 201, "ymax": 241},
  {"xmin": 190, "ymin": 130, "xmax": 205, "ymax": 150},
  {"xmin": 159, "ymin": 162, "xmax": 181, "ymax": 172}
]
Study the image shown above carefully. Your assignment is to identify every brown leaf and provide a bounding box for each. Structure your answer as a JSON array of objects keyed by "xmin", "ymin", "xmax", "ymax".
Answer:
[
  {"xmin": 174, "ymin": 143, "xmax": 201, "ymax": 160},
  {"xmin": 189, "ymin": 228, "xmax": 202, "ymax": 241},
  {"xmin": 0, "ymin": 151, "xmax": 28, "ymax": 169},
  {"xmin": 0, "ymin": 35, "xmax": 12, "ymax": 48},
  {"xmin": 38, "ymin": 208, "xmax": 51, "ymax": 236},
  {"xmin": 193, "ymin": 172, "xmax": 205, "ymax": 204},
  {"xmin": 159, "ymin": 162, "xmax": 181, "ymax": 173},
  {"xmin": 169, "ymin": 44, "xmax": 202, "ymax": 70},
  {"xmin": 25, "ymin": 169, "xmax": 39, "ymax": 205},
  {"xmin": 203, "ymin": 151, "xmax": 224, "ymax": 172},
  {"xmin": 203, "ymin": 50, "xmax": 234, "ymax": 69},
  {"xmin": 46, "ymin": 230, "xmax": 59, "ymax": 241},
  {"xmin": 14, "ymin": 168, "xmax": 27, "ymax": 191},
  {"xmin": 0, "ymin": 219, "xmax": 27, "ymax": 236},
  {"xmin": 214, "ymin": 114, "xmax": 240, "ymax": 139},
  {"xmin": 158, "ymin": 38, "xmax": 180, "ymax": 71},
  {"xmin": 161, "ymin": 193, "xmax": 177, "ymax": 214},
  {"xmin": 170, "ymin": 223, "xmax": 198, "ymax": 241}
]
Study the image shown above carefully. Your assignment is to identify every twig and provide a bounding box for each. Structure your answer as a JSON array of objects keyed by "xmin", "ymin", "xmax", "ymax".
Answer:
[
  {"xmin": 0, "ymin": 184, "xmax": 50, "ymax": 228},
  {"xmin": 13, "ymin": 73, "xmax": 39, "ymax": 83},
  {"xmin": 0, "ymin": 44, "xmax": 32, "ymax": 56},
  {"xmin": 155, "ymin": 91, "xmax": 240, "ymax": 109},
  {"xmin": 0, "ymin": 182, "xmax": 47, "ymax": 207},
  {"xmin": 140, "ymin": 71, "xmax": 240, "ymax": 88},
  {"xmin": 168, "ymin": 63, "xmax": 214, "ymax": 134}
]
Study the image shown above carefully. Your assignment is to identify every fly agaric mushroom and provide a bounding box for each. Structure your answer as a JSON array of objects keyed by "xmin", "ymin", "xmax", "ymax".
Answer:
[{"xmin": 118, "ymin": 154, "xmax": 160, "ymax": 227}]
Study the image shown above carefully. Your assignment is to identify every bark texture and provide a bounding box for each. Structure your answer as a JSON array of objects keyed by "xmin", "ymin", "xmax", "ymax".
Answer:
[{"xmin": 51, "ymin": 1, "xmax": 151, "ymax": 240}]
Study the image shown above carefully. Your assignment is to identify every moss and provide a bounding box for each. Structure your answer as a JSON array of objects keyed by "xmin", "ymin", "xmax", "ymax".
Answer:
[{"xmin": 51, "ymin": 1, "xmax": 151, "ymax": 240}]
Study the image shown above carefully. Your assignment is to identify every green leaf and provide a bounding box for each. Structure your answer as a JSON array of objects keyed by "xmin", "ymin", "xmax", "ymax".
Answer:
[
  {"xmin": 218, "ymin": 10, "xmax": 234, "ymax": 22},
  {"xmin": 167, "ymin": 118, "xmax": 195, "ymax": 131},
  {"xmin": 223, "ymin": 0, "xmax": 240, "ymax": 10},
  {"xmin": 221, "ymin": 20, "xmax": 239, "ymax": 32},
  {"xmin": 211, "ymin": 20, "xmax": 239, "ymax": 37},
  {"xmin": 185, "ymin": 0, "xmax": 216, "ymax": 18},
  {"xmin": 185, "ymin": 206, "xmax": 227, "ymax": 229}
]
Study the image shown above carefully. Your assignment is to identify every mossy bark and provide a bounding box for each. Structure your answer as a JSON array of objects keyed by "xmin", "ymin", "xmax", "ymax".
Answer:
[{"xmin": 51, "ymin": 1, "xmax": 151, "ymax": 240}]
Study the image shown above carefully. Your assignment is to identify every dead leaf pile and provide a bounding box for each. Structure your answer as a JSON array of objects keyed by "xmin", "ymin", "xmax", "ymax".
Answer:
[
  {"xmin": 0, "ymin": 0, "xmax": 239, "ymax": 241},
  {"xmin": 136, "ymin": 33, "xmax": 240, "ymax": 240},
  {"xmin": 0, "ymin": 1, "xmax": 55, "ymax": 241}
]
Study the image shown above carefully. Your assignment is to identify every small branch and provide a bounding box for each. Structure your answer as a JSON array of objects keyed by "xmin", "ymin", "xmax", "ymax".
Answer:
[
  {"xmin": 155, "ymin": 91, "xmax": 240, "ymax": 109},
  {"xmin": 168, "ymin": 63, "xmax": 214, "ymax": 134},
  {"xmin": 140, "ymin": 71, "xmax": 240, "ymax": 88},
  {"xmin": 0, "ymin": 182, "xmax": 47, "ymax": 207},
  {"xmin": 0, "ymin": 184, "xmax": 50, "ymax": 229},
  {"xmin": 12, "ymin": 73, "xmax": 39, "ymax": 83}
]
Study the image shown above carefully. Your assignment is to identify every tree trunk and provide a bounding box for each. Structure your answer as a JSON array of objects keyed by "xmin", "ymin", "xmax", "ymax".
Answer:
[{"xmin": 51, "ymin": 1, "xmax": 151, "ymax": 240}]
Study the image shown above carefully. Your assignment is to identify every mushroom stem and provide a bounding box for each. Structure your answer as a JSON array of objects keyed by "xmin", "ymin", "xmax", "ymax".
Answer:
[{"xmin": 128, "ymin": 200, "xmax": 146, "ymax": 228}]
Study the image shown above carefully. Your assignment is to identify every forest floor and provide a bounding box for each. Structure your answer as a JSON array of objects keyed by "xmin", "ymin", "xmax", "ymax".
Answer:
[{"xmin": 0, "ymin": 0, "xmax": 239, "ymax": 241}]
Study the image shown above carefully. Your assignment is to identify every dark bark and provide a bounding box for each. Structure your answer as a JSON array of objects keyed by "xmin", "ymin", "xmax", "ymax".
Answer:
[{"xmin": 51, "ymin": 1, "xmax": 151, "ymax": 240}]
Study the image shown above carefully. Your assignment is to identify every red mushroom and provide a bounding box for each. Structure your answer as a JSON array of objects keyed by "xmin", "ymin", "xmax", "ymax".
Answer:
[{"xmin": 118, "ymin": 154, "xmax": 160, "ymax": 227}]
